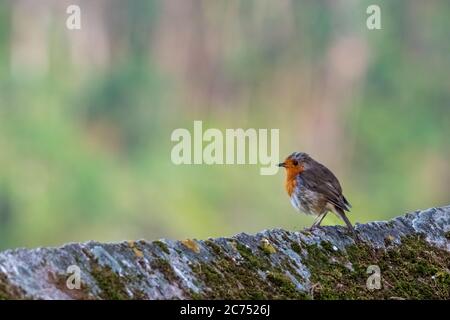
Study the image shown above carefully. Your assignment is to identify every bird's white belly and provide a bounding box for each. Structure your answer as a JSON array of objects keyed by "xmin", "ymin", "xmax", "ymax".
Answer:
[{"xmin": 290, "ymin": 194, "xmax": 313, "ymax": 215}]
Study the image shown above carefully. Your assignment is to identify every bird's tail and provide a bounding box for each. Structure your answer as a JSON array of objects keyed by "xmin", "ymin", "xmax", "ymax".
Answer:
[{"xmin": 335, "ymin": 207, "xmax": 357, "ymax": 238}]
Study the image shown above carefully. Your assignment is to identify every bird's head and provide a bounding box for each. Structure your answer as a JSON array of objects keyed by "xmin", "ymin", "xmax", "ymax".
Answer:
[{"xmin": 278, "ymin": 152, "xmax": 310, "ymax": 176}]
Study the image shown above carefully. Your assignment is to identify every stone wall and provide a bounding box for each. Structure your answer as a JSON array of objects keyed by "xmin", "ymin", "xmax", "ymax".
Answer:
[{"xmin": 0, "ymin": 206, "xmax": 449, "ymax": 299}]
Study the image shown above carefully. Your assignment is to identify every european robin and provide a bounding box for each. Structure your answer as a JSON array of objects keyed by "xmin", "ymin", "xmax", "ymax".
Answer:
[{"xmin": 278, "ymin": 152, "xmax": 356, "ymax": 236}]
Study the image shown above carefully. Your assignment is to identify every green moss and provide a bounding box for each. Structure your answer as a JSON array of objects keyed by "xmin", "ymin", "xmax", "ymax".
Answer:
[
  {"xmin": 153, "ymin": 240, "xmax": 170, "ymax": 254},
  {"xmin": 189, "ymin": 241, "xmax": 308, "ymax": 299},
  {"xmin": 384, "ymin": 235, "xmax": 395, "ymax": 246},
  {"xmin": 90, "ymin": 264, "xmax": 131, "ymax": 300},
  {"xmin": 0, "ymin": 273, "xmax": 27, "ymax": 300},
  {"xmin": 88, "ymin": 254, "xmax": 149, "ymax": 300},
  {"xmin": 259, "ymin": 239, "xmax": 277, "ymax": 255},
  {"xmin": 192, "ymin": 263, "xmax": 223, "ymax": 284},
  {"xmin": 305, "ymin": 243, "xmax": 330, "ymax": 266},
  {"xmin": 303, "ymin": 235, "xmax": 450, "ymax": 299},
  {"xmin": 205, "ymin": 240, "xmax": 222, "ymax": 255},
  {"xmin": 151, "ymin": 258, "xmax": 178, "ymax": 282},
  {"xmin": 281, "ymin": 258, "xmax": 305, "ymax": 283},
  {"xmin": 290, "ymin": 242, "xmax": 302, "ymax": 255},
  {"xmin": 319, "ymin": 241, "xmax": 331, "ymax": 251},
  {"xmin": 235, "ymin": 243, "xmax": 265, "ymax": 269},
  {"xmin": 189, "ymin": 291, "xmax": 204, "ymax": 300},
  {"xmin": 267, "ymin": 272, "xmax": 309, "ymax": 299}
]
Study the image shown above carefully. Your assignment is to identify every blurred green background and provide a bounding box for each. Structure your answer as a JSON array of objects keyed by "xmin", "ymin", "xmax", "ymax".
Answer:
[{"xmin": 0, "ymin": 0, "xmax": 449, "ymax": 250}]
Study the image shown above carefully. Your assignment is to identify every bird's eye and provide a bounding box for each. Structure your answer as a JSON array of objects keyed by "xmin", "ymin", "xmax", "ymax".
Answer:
[{"xmin": 292, "ymin": 160, "xmax": 298, "ymax": 166}]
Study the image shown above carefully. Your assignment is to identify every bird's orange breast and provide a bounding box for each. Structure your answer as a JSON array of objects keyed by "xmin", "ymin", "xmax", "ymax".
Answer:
[
  {"xmin": 284, "ymin": 165, "xmax": 304, "ymax": 196},
  {"xmin": 285, "ymin": 177, "xmax": 296, "ymax": 197}
]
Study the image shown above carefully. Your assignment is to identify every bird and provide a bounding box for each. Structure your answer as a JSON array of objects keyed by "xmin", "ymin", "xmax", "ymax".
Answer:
[{"xmin": 278, "ymin": 152, "xmax": 356, "ymax": 237}]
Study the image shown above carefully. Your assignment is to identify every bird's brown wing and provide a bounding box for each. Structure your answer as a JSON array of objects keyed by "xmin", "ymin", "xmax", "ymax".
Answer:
[{"xmin": 301, "ymin": 163, "xmax": 351, "ymax": 212}]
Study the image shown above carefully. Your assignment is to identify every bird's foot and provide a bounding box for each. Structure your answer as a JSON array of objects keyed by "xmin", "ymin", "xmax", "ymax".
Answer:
[
  {"xmin": 304, "ymin": 225, "xmax": 319, "ymax": 232},
  {"xmin": 349, "ymin": 229, "xmax": 362, "ymax": 244}
]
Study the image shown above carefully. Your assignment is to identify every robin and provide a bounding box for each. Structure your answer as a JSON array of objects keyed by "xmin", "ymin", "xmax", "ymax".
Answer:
[{"xmin": 278, "ymin": 152, "xmax": 356, "ymax": 237}]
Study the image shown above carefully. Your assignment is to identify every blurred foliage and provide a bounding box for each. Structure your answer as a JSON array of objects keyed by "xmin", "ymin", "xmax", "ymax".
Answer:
[{"xmin": 0, "ymin": 0, "xmax": 449, "ymax": 250}]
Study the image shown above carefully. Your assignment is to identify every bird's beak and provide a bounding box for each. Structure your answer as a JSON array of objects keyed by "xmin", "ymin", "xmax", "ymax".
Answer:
[{"xmin": 278, "ymin": 162, "xmax": 286, "ymax": 168}]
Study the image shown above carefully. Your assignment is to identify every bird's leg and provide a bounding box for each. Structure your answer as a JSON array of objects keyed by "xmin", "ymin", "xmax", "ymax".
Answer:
[
  {"xmin": 307, "ymin": 212, "xmax": 327, "ymax": 231},
  {"xmin": 313, "ymin": 212, "xmax": 327, "ymax": 227}
]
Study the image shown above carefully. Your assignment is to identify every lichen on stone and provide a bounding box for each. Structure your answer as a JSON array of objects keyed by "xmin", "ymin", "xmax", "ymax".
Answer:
[
  {"xmin": 259, "ymin": 238, "xmax": 277, "ymax": 255},
  {"xmin": 181, "ymin": 239, "xmax": 200, "ymax": 253}
]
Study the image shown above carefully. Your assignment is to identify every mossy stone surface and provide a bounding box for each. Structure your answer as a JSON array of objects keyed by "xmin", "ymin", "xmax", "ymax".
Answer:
[{"xmin": 0, "ymin": 206, "xmax": 448, "ymax": 299}]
